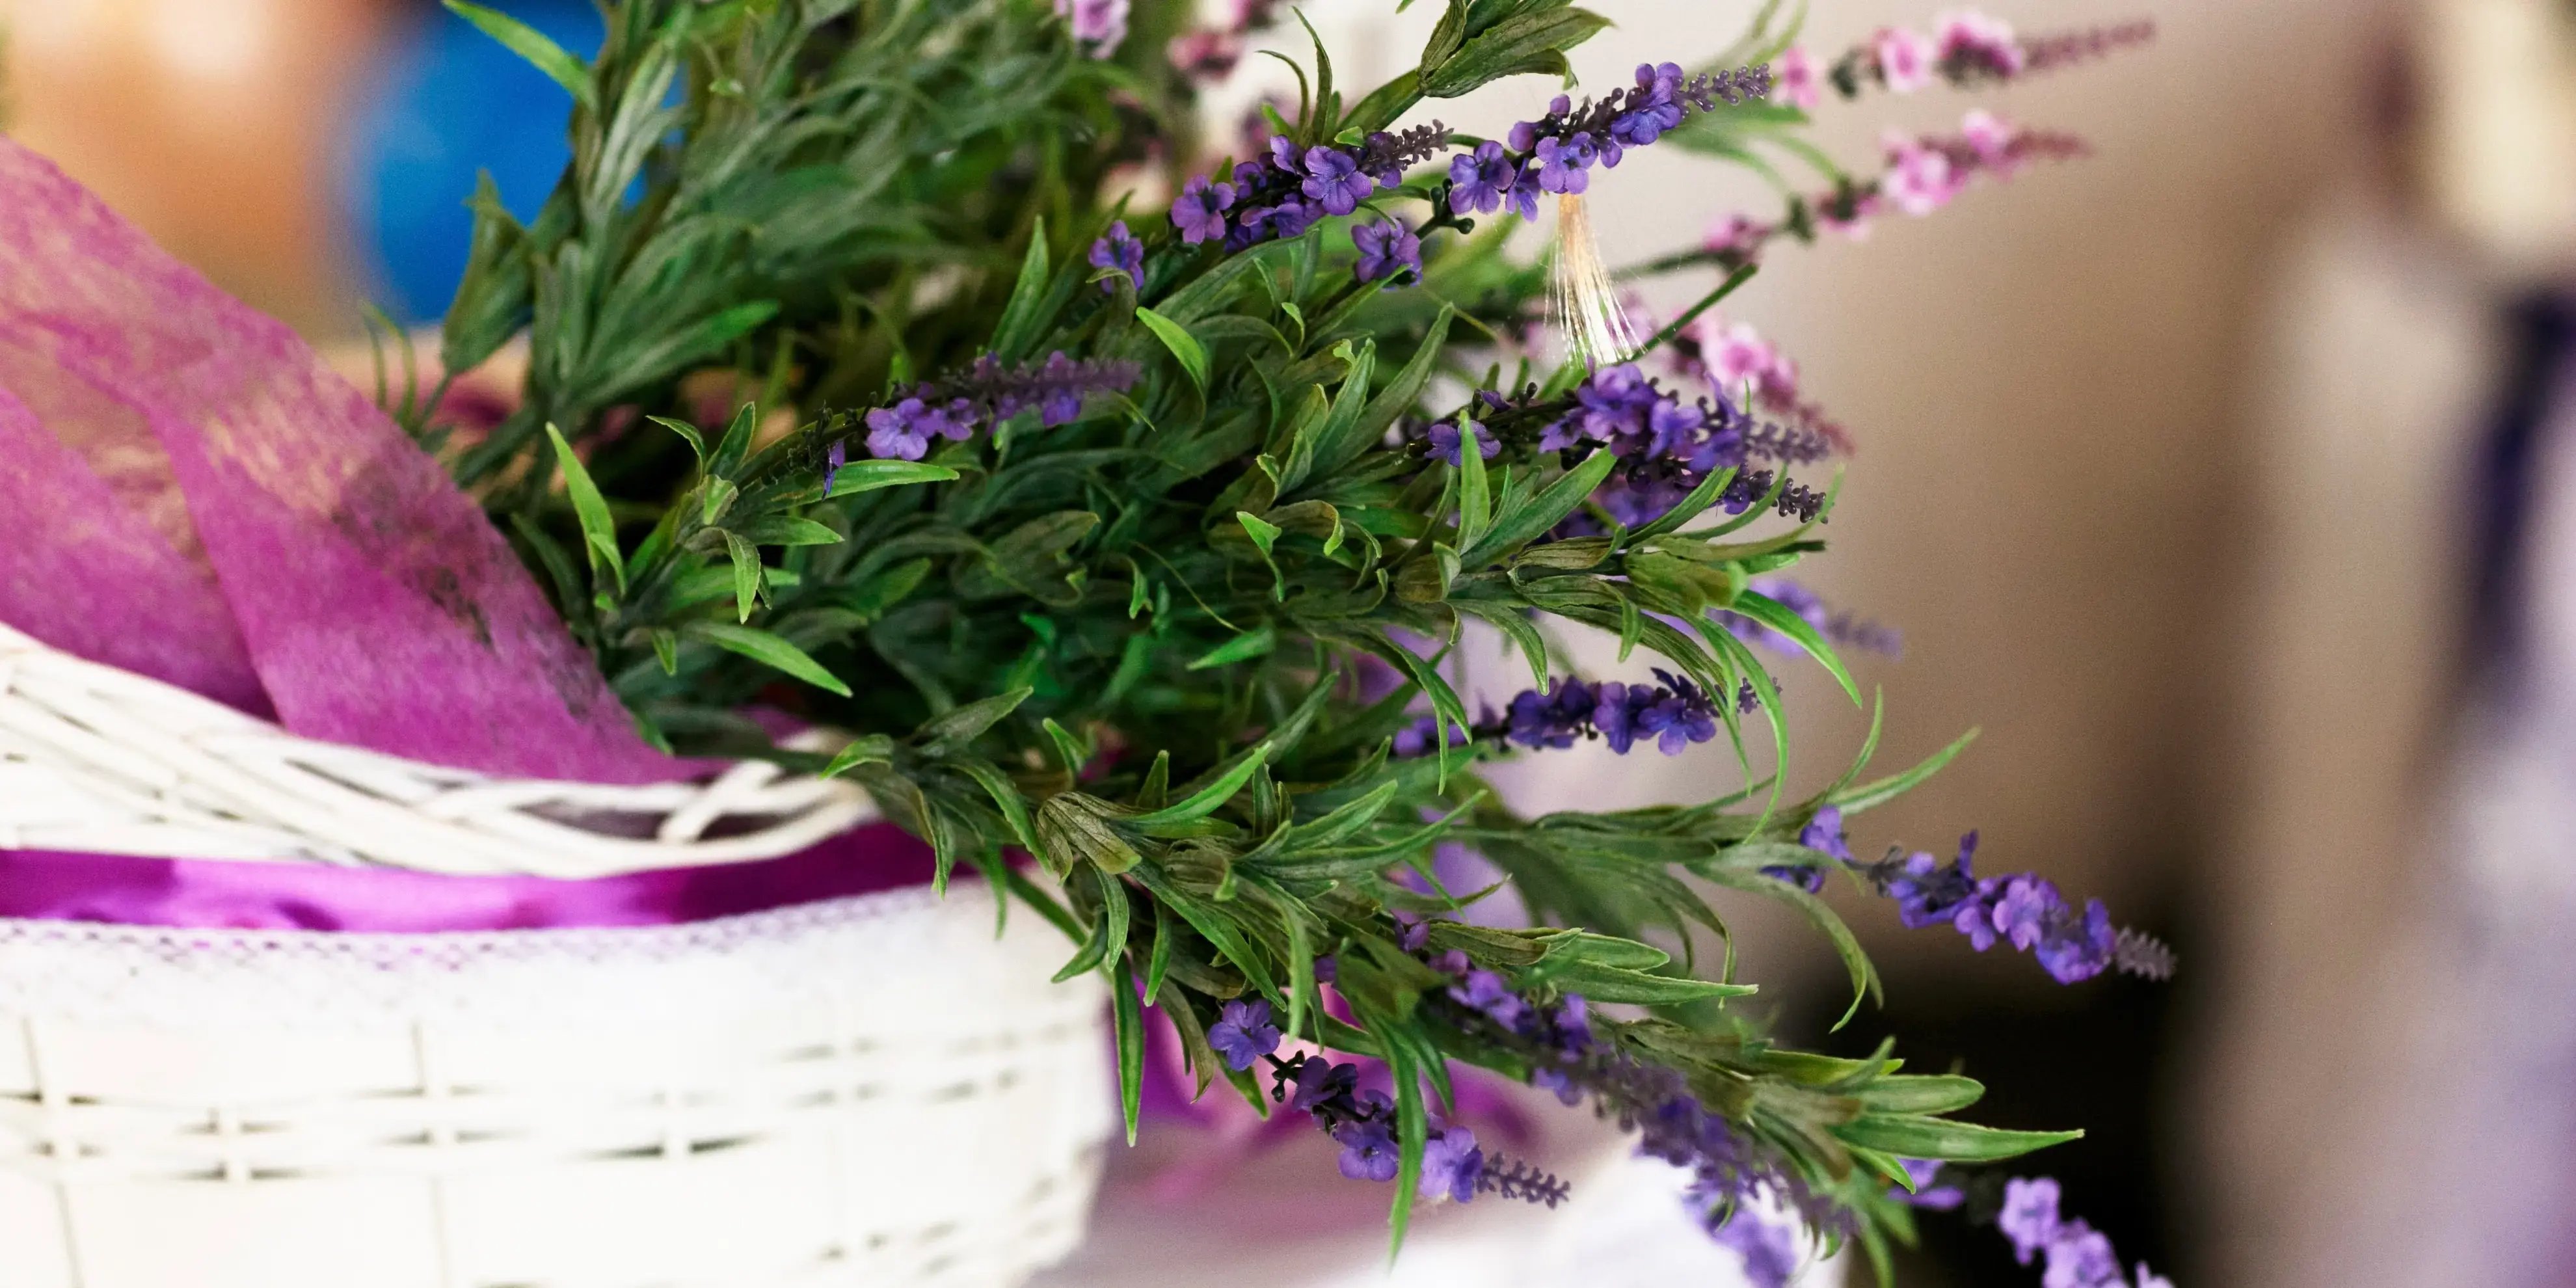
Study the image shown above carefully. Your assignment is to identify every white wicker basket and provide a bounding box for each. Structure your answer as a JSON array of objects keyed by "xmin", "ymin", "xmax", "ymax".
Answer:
[{"xmin": 0, "ymin": 625, "xmax": 1112, "ymax": 1288}]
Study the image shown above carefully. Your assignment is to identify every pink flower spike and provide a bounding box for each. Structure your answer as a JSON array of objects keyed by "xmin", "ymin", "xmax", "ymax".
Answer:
[
  {"xmin": 1816, "ymin": 191, "xmax": 1878, "ymax": 240},
  {"xmin": 1874, "ymin": 27, "xmax": 1938, "ymax": 93},
  {"xmin": 1935, "ymin": 9, "xmax": 2026, "ymax": 76},
  {"xmin": 1702, "ymin": 211, "xmax": 1763, "ymax": 256},
  {"xmin": 1777, "ymin": 46, "xmax": 1823, "ymax": 109},
  {"xmin": 1881, "ymin": 135, "xmax": 1957, "ymax": 217},
  {"xmin": 1710, "ymin": 321, "xmax": 1778, "ymax": 397},
  {"xmin": 1963, "ymin": 109, "xmax": 2012, "ymax": 158}
]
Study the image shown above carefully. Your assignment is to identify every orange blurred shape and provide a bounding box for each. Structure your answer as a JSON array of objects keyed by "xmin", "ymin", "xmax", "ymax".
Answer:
[{"xmin": 1, "ymin": 0, "xmax": 390, "ymax": 334}]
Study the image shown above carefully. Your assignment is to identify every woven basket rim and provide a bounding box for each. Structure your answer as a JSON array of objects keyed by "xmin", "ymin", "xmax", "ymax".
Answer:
[{"xmin": 0, "ymin": 623, "xmax": 880, "ymax": 879}]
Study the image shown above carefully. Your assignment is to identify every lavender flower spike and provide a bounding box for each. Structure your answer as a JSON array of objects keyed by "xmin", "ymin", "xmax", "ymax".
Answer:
[
  {"xmin": 1087, "ymin": 220, "xmax": 1144, "ymax": 293},
  {"xmin": 1207, "ymin": 998, "xmax": 1281, "ymax": 1069}
]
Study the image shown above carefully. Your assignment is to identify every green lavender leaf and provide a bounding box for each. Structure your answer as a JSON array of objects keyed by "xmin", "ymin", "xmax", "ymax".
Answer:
[
  {"xmin": 682, "ymin": 622, "xmax": 850, "ymax": 695},
  {"xmin": 444, "ymin": 1, "xmax": 596, "ymax": 108},
  {"xmin": 1136, "ymin": 306, "xmax": 1211, "ymax": 395},
  {"xmin": 1831, "ymin": 1116, "xmax": 2082, "ymax": 1163},
  {"xmin": 544, "ymin": 423, "xmax": 624, "ymax": 596},
  {"xmin": 826, "ymin": 461, "xmax": 959, "ymax": 498}
]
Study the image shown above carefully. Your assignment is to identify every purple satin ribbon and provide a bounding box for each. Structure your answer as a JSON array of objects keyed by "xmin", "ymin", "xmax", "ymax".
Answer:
[{"xmin": 0, "ymin": 824, "xmax": 937, "ymax": 933}]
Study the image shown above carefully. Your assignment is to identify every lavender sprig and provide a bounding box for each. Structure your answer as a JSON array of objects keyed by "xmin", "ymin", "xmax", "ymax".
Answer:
[
  {"xmin": 1265, "ymin": 1052, "xmax": 1568, "ymax": 1207},
  {"xmin": 1786, "ymin": 807, "xmax": 2177, "ymax": 986},
  {"xmin": 839, "ymin": 351, "xmax": 1140, "ymax": 464},
  {"xmin": 1441, "ymin": 62, "xmax": 1773, "ymax": 222}
]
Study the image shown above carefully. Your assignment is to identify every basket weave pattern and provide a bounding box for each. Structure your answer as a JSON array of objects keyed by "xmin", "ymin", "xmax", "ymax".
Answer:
[{"xmin": 0, "ymin": 627, "xmax": 1112, "ymax": 1288}]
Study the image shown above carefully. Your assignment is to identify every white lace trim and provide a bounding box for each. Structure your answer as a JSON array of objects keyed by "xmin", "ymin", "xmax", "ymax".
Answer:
[{"xmin": 0, "ymin": 884, "xmax": 1084, "ymax": 1028}]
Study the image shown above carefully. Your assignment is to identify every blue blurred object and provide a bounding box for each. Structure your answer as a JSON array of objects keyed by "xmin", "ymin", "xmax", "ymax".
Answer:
[{"xmin": 344, "ymin": 1, "xmax": 603, "ymax": 322}]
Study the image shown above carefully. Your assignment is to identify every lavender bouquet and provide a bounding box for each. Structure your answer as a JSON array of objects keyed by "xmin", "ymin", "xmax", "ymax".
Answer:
[{"xmin": 416, "ymin": 0, "xmax": 2167, "ymax": 1281}]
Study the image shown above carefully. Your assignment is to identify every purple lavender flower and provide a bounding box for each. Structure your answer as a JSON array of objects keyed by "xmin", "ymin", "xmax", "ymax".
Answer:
[
  {"xmin": 1992, "ymin": 874, "xmax": 2058, "ymax": 951},
  {"xmin": 2135, "ymin": 1263, "xmax": 2175, "ymax": 1288},
  {"xmin": 1502, "ymin": 167, "xmax": 1543, "ymax": 220},
  {"xmin": 1207, "ymin": 999, "xmax": 1282, "ymax": 1070},
  {"xmin": 946, "ymin": 350, "xmax": 1134, "ymax": 429},
  {"xmin": 1609, "ymin": 62, "xmax": 1688, "ymax": 146},
  {"xmin": 1635, "ymin": 669, "xmax": 1719, "ymax": 754},
  {"xmin": 1288, "ymin": 1056, "xmax": 1359, "ymax": 1112},
  {"xmin": 1419, "ymin": 1127, "xmax": 1486, "ymax": 1202},
  {"xmin": 1572, "ymin": 364, "xmax": 1656, "ymax": 440},
  {"xmin": 823, "ymin": 438, "xmax": 847, "ymax": 494},
  {"xmin": 1299, "ymin": 146, "xmax": 1375, "ymax": 215},
  {"xmin": 1171, "ymin": 175, "xmax": 1236, "ymax": 243},
  {"xmin": 1426, "ymin": 416, "xmax": 1497, "ymax": 466},
  {"xmin": 1551, "ymin": 995, "xmax": 1592, "ymax": 1053},
  {"xmin": 1999, "ymin": 1176, "xmax": 2063, "ymax": 1264},
  {"xmin": 1896, "ymin": 1158, "xmax": 1965, "ymax": 1210},
  {"xmin": 1504, "ymin": 679, "xmax": 1588, "ymax": 748},
  {"xmin": 1532, "ymin": 1067, "xmax": 1581, "ymax": 1105},
  {"xmin": 1393, "ymin": 714, "xmax": 1445, "ymax": 757},
  {"xmin": 1261, "ymin": 196, "xmax": 1319, "ymax": 239},
  {"xmin": 1532, "ymin": 134, "xmax": 1594, "ymax": 194},
  {"xmin": 1334, "ymin": 1118, "xmax": 1401, "ymax": 1181},
  {"xmin": 1313, "ymin": 954, "xmax": 1338, "ymax": 984},
  {"xmin": 1592, "ymin": 681, "xmax": 1645, "ymax": 754},
  {"xmin": 1709, "ymin": 1210, "xmax": 1800, "ymax": 1288},
  {"xmin": 1762, "ymin": 864, "xmax": 1827, "ymax": 892},
  {"xmin": 1953, "ymin": 890, "xmax": 2000, "ymax": 950},
  {"xmin": 1393, "ymin": 913, "xmax": 1430, "ymax": 954},
  {"xmin": 1447, "ymin": 141, "xmax": 1520, "ymax": 215},
  {"xmin": 1086, "ymin": 220, "xmax": 1144, "ymax": 293},
  {"xmin": 1445, "ymin": 965, "xmax": 1529, "ymax": 1030},
  {"xmin": 1798, "ymin": 805, "xmax": 1853, "ymax": 863},
  {"xmin": 2036, "ymin": 897, "xmax": 2117, "ymax": 984},
  {"xmin": 1055, "ymin": 0, "xmax": 1128, "ymax": 55},
  {"xmin": 2043, "ymin": 1222, "xmax": 2124, "ymax": 1288},
  {"xmin": 1352, "ymin": 218, "xmax": 1423, "ymax": 284},
  {"xmin": 865, "ymin": 396, "xmax": 971, "ymax": 460}
]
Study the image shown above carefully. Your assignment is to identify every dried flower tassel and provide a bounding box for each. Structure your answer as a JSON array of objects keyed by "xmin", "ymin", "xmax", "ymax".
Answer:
[{"xmin": 1548, "ymin": 193, "xmax": 1641, "ymax": 371}]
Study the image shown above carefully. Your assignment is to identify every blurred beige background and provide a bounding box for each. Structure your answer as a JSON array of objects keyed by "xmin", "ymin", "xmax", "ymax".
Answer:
[{"xmin": 1, "ymin": 0, "xmax": 2531, "ymax": 1283}]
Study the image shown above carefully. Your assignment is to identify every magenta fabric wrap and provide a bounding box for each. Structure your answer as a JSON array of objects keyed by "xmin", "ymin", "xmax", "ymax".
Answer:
[
  {"xmin": 0, "ymin": 828, "xmax": 937, "ymax": 933},
  {"xmin": 0, "ymin": 136, "xmax": 668, "ymax": 785},
  {"xmin": 0, "ymin": 137, "xmax": 937, "ymax": 932}
]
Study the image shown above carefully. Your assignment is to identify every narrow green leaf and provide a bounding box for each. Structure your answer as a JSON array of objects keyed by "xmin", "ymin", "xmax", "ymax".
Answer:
[
  {"xmin": 1730, "ymin": 589, "xmax": 1861, "ymax": 705},
  {"xmin": 645, "ymin": 414, "xmax": 706, "ymax": 463},
  {"xmin": 1459, "ymin": 448, "xmax": 1615, "ymax": 567},
  {"xmin": 1041, "ymin": 718, "xmax": 1090, "ymax": 775},
  {"xmin": 444, "ymin": 1, "xmax": 595, "ymax": 108},
  {"xmin": 1136, "ymin": 306, "xmax": 1211, "ymax": 394},
  {"xmin": 1188, "ymin": 626, "xmax": 1278, "ymax": 670},
  {"xmin": 723, "ymin": 531, "xmax": 762, "ymax": 622},
  {"xmin": 1386, "ymin": 1022, "xmax": 1427, "ymax": 1255},
  {"xmin": 1144, "ymin": 901, "xmax": 1178, "ymax": 1004},
  {"xmin": 991, "ymin": 218, "xmax": 1055, "ymax": 362},
  {"xmin": 1454, "ymin": 435, "xmax": 1493, "ymax": 556},
  {"xmin": 953, "ymin": 758, "xmax": 1042, "ymax": 855},
  {"xmin": 1834, "ymin": 728, "xmax": 1978, "ymax": 814},
  {"xmin": 915, "ymin": 687, "xmax": 1035, "ymax": 750},
  {"xmin": 1054, "ymin": 903, "xmax": 1117, "ymax": 983},
  {"xmin": 682, "ymin": 622, "xmax": 850, "ymax": 695},
  {"xmin": 827, "ymin": 461, "xmax": 959, "ymax": 497},
  {"xmin": 543, "ymin": 424, "xmax": 623, "ymax": 595},
  {"xmin": 1831, "ymin": 1116, "xmax": 2082, "ymax": 1163},
  {"xmin": 1860, "ymin": 1075, "xmax": 1986, "ymax": 1116},
  {"xmin": 819, "ymin": 734, "xmax": 895, "ymax": 778},
  {"xmin": 1129, "ymin": 743, "xmax": 1274, "ymax": 827},
  {"xmin": 1449, "ymin": 600, "xmax": 1551, "ymax": 693},
  {"xmin": 1113, "ymin": 957, "xmax": 1146, "ymax": 1145},
  {"xmin": 1703, "ymin": 864, "xmax": 1878, "ymax": 1026}
]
